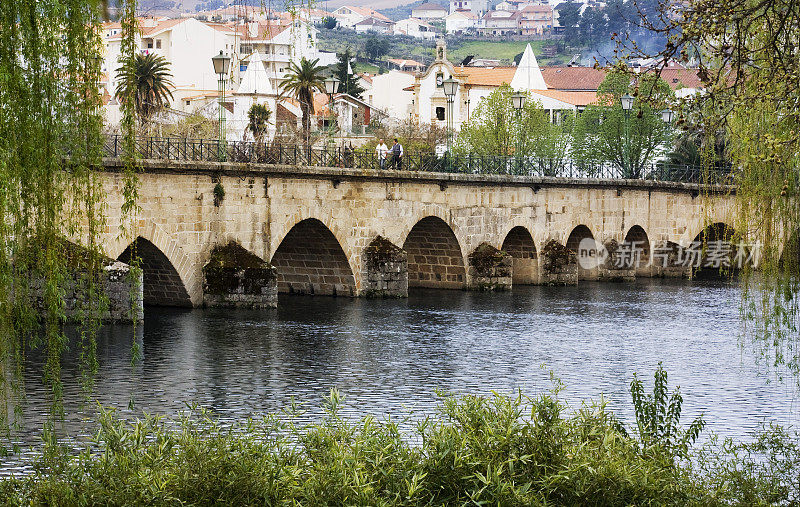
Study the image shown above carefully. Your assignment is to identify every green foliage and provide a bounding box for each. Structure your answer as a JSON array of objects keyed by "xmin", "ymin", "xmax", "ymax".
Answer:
[
  {"xmin": 0, "ymin": 0, "xmax": 136, "ymax": 444},
  {"xmin": 692, "ymin": 423, "xmax": 800, "ymax": 505},
  {"xmin": 152, "ymin": 112, "xmax": 217, "ymax": 139},
  {"xmin": 2, "ymin": 367, "xmax": 797, "ymax": 505},
  {"xmin": 320, "ymin": 16, "xmax": 337, "ymax": 29},
  {"xmin": 114, "ymin": 52, "xmax": 174, "ymax": 122},
  {"xmin": 629, "ymin": 363, "xmax": 705, "ymax": 458},
  {"xmin": 455, "ymin": 84, "xmax": 574, "ymax": 174},
  {"xmin": 247, "ymin": 103, "xmax": 272, "ymax": 139},
  {"xmin": 333, "ymin": 48, "xmax": 365, "ymax": 99},
  {"xmin": 213, "ymin": 182, "xmax": 225, "ymax": 206},
  {"xmin": 572, "ymin": 66, "xmax": 674, "ymax": 177},
  {"xmin": 364, "ymin": 36, "xmax": 390, "ymax": 61},
  {"xmin": 280, "ymin": 57, "xmax": 326, "ymax": 143},
  {"xmin": 0, "ymin": 389, "xmax": 705, "ymax": 505}
]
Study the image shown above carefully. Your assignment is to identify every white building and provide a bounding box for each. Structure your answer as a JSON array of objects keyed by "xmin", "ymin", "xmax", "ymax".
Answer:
[
  {"xmin": 354, "ymin": 17, "xmax": 395, "ymax": 34},
  {"xmin": 103, "ymin": 18, "xmax": 230, "ymax": 106},
  {"xmin": 368, "ymin": 70, "xmax": 416, "ymax": 120},
  {"xmin": 228, "ymin": 51, "xmax": 277, "ymax": 141},
  {"xmin": 332, "ymin": 6, "xmax": 393, "ymax": 28},
  {"xmin": 445, "ymin": 10, "xmax": 478, "ymax": 33},
  {"xmin": 412, "ymin": 41, "xmax": 599, "ymax": 130},
  {"xmin": 102, "ymin": 16, "xmax": 330, "ymax": 123},
  {"xmin": 394, "ymin": 18, "xmax": 437, "ymax": 39},
  {"xmin": 449, "ymin": 0, "xmax": 489, "ymax": 16}
]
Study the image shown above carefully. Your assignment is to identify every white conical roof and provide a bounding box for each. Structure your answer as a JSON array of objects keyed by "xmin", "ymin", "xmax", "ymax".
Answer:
[
  {"xmin": 236, "ymin": 52, "xmax": 274, "ymax": 95},
  {"xmin": 510, "ymin": 43, "xmax": 546, "ymax": 91}
]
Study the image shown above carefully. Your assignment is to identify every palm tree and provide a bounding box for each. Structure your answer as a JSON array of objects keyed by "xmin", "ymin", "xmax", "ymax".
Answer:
[
  {"xmin": 247, "ymin": 103, "xmax": 272, "ymax": 140},
  {"xmin": 279, "ymin": 57, "xmax": 325, "ymax": 144},
  {"xmin": 115, "ymin": 53, "xmax": 174, "ymax": 122}
]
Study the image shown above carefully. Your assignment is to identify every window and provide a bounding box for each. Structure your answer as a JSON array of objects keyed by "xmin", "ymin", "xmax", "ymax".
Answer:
[
  {"xmin": 185, "ymin": 100, "xmax": 190, "ymax": 106},
  {"xmin": 435, "ymin": 107, "xmax": 445, "ymax": 121},
  {"xmin": 156, "ymin": 39, "xmax": 161, "ymax": 49},
  {"xmin": 147, "ymin": 41, "xmax": 153, "ymax": 48}
]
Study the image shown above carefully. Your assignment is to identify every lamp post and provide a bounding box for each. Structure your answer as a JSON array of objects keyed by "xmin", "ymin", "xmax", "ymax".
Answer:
[
  {"xmin": 620, "ymin": 93, "xmax": 634, "ymax": 177},
  {"xmin": 212, "ymin": 50, "xmax": 231, "ymax": 161},
  {"xmin": 511, "ymin": 91, "xmax": 526, "ymax": 174},
  {"xmin": 442, "ymin": 77, "xmax": 458, "ymax": 157},
  {"xmin": 324, "ymin": 76, "xmax": 339, "ymax": 138}
]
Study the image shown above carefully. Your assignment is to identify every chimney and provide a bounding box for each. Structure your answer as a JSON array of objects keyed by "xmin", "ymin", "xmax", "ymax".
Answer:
[{"xmin": 248, "ymin": 21, "xmax": 258, "ymax": 37}]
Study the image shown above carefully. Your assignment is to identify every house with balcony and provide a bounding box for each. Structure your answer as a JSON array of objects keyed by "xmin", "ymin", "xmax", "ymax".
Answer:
[
  {"xmin": 518, "ymin": 4, "xmax": 553, "ymax": 35},
  {"xmin": 479, "ymin": 9, "xmax": 521, "ymax": 35}
]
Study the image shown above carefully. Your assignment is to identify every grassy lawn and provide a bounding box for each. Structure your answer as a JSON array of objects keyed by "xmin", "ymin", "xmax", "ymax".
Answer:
[
  {"xmin": 446, "ymin": 40, "xmax": 565, "ymax": 65},
  {"xmin": 353, "ymin": 62, "xmax": 381, "ymax": 74}
]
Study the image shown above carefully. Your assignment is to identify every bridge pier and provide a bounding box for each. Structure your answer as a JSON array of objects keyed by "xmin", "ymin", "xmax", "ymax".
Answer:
[
  {"xmin": 362, "ymin": 236, "xmax": 408, "ymax": 298},
  {"xmin": 467, "ymin": 243, "xmax": 513, "ymax": 291},
  {"xmin": 202, "ymin": 242, "xmax": 277, "ymax": 309}
]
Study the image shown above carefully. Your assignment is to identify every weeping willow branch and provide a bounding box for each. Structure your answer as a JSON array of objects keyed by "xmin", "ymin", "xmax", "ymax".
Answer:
[{"xmin": 0, "ymin": 0, "xmax": 138, "ymax": 447}]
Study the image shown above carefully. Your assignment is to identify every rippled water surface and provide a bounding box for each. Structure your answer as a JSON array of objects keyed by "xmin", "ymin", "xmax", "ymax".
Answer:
[{"xmin": 9, "ymin": 279, "xmax": 800, "ymax": 457}]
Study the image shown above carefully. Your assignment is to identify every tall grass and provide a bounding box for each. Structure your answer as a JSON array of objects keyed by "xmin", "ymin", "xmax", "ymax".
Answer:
[{"xmin": 0, "ymin": 373, "xmax": 796, "ymax": 505}]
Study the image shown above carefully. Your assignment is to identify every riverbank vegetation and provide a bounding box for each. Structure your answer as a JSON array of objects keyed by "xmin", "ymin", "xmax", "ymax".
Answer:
[{"xmin": 0, "ymin": 368, "xmax": 797, "ymax": 505}]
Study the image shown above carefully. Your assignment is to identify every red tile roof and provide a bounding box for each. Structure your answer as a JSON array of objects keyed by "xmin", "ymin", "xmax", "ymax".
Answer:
[
  {"xmin": 457, "ymin": 66, "xmax": 517, "ymax": 86},
  {"xmin": 540, "ymin": 67, "xmax": 606, "ymax": 91}
]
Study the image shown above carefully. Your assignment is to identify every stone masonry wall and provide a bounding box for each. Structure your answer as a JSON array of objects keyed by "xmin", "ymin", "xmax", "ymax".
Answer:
[
  {"xmin": 362, "ymin": 236, "xmax": 408, "ymax": 297},
  {"xmin": 92, "ymin": 160, "xmax": 736, "ymax": 305},
  {"xmin": 203, "ymin": 242, "xmax": 278, "ymax": 308},
  {"xmin": 271, "ymin": 218, "xmax": 356, "ymax": 296},
  {"xmin": 30, "ymin": 261, "xmax": 143, "ymax": 323},
  {"xmin": 467, "ymin": 243, "xmax": 512, "ymax": 291},
  {"xmin": 403, "ymin": 217, "xmax": 466, "ymax": 289}
]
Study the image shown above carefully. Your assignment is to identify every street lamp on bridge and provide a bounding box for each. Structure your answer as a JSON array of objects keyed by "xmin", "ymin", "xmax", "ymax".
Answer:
[
  {"xmin": 511, "ymin": 91, "xmax": 527, "ymax": 174},
  {"xmin": 324, "ymin": 76, "xmax": 340, "ymax": 138},
  {"xmin": 442, "ymin": 77, "xmax": 459, "ymax": 158},
  {"xmin": 620, "ymin": 93, "xmax": 635, "ymax": 177},
  {"xmin": 211, "ymin": 51, "xmax": 231, "ymax": 162}
]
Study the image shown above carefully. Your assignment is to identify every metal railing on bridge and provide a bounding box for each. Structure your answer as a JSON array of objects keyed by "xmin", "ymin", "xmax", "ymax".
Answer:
[{"xmin": 103, "ymin": 135, "xmax": 733, "ymax": 185}]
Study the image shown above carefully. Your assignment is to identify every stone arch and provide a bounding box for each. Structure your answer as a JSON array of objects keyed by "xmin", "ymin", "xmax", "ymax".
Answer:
[
  {"xmin": 270, "ymin": 218, "xmax": 356, "ymax": 296},
  {"xmin": 118, "ymin": 237, "xmax": 192, "ymax": 307},
  {"xmin": 390, "ymin": 204, "xmax": 469, "ymax": 261},
  {"xmin": 566, "ymin": 224, "xmax": 599, "ymax": 281},
  {"xmin": 624, "ymin": 225, "xmax": 651, "ymax": 277},
  {"xmin": 402, "ymin": 216, "xmax": 466, "ymax": 289},
  {"xmin": 779, "ymin": 230, "xmax": 800, "ymax": 274},
  {"xmin": 270, "ymin": 214, "xmax": 358, "ymax": 286},
  {"xmin": 690, "ymin": 222, "xmax": 739, "ymax": 278},
  {"xmin": 501, "ymin": 226, "xmax": 538, "ymax": 285},
  {"xmin": 108, "ymin": 221, "xmax": 199, "ymax": 306}
]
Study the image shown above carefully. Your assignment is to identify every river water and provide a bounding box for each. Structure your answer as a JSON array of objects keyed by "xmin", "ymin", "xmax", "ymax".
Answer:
[{"xmin": 7, "ymin": 279, "xmax": 800, "ymax": 461}]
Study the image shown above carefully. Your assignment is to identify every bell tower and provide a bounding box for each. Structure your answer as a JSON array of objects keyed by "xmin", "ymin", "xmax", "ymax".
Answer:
[{"xmin": 435, "ymin": 39, "xmax": 447, "ymax": 62}]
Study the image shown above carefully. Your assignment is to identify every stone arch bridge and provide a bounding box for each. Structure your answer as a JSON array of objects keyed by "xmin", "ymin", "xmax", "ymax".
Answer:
[{"xmin": 93, "ymin": 158, "xmax": 736, "ymax": 309}]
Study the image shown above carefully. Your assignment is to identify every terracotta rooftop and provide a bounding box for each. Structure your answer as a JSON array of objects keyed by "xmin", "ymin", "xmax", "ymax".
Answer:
[
  {"xmin": 457, "ymin": 66, "xmax": 517, "ymax": 86},
  {"xmin": 657, "ymin": 68, "xmax": 703, "ymax": 89},
  {"xmin": 530, "ymin": 89, "xmax": 598, "ymax": 107},
  {"xmin": 540, "ymin": 67, "xmax": 606, "ymax": 91},
  {"xmin": 336, "ymin": 6, "xmax": 392, "ymax": 23}
]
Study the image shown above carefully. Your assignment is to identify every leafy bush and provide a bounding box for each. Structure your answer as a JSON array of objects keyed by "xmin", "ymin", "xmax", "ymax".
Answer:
[{"xmin": 0, "ymin": 372, "xmax": 796, "ymax": 505}]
